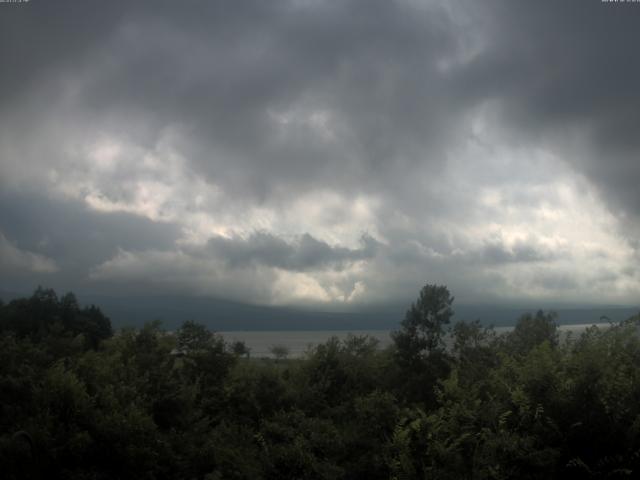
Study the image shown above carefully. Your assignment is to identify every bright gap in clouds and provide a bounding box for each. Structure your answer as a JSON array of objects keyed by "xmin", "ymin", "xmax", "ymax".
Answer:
[
  {"xmin": 57, "ymin": 113, "xmax": 638, "ymax": 307},
  {"xmin": 3, "ymin": 90, "xmax": 638, "ymax": 308}
]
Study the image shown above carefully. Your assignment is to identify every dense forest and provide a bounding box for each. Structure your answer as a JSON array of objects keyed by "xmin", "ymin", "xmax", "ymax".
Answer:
[{"xmin": 1, "ymin": 285, "xmax": 640, "ymax": 479}]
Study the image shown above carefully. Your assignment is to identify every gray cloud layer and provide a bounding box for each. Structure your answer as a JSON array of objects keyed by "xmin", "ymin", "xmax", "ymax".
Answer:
[
  {"xmin": 461, "ymin": 1, "xmax": 640, "ymax": 223},
  {"xmin": 1, "ymin": 0, "xmax": 639, "ymax": 307},
  {"xmin": 206, "ymin": 232, "xmax": 379, "ymax": 272}
]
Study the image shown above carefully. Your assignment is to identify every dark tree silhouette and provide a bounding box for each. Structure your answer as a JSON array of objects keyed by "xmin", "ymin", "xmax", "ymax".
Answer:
[{"xmin": 392, "ymin": 283, "xmax": 454, "ymax": 361}]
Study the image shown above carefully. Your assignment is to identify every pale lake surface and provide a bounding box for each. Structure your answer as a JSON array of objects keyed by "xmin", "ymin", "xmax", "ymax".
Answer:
[{"xmin": 220, "ymin": 323, "xmax": 610, "ymax": 358}]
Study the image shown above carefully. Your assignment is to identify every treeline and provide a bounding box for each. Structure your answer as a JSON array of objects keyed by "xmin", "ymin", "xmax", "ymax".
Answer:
[{"xmin": 1, "ymin": 285, "xmax": 640, "ymax": 479}]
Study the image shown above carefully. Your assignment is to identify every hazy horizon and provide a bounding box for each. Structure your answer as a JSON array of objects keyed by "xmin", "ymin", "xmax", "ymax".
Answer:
[{"xmin": 3, "ymin": 287, "xmax": 637, "ymax": 332}]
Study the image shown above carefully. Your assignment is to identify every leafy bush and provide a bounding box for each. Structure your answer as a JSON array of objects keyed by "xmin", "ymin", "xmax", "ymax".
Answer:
[{"xmin": 1, "ymin": 286, "xmax": 639, "ymax": 479}]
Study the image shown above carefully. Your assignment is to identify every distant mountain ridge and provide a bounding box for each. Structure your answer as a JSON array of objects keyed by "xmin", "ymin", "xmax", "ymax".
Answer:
[{"xmin": 1, "ymin": 290, "xmax": 637, "ymax": 331}]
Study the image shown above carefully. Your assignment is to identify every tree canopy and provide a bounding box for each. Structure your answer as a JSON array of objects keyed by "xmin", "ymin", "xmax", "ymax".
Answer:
[
  {"xmin": 393, "ymin": 284, "xmax": 454, "ymax": 359},
  {"xmin": 1, "ymin": 286, "xmax": 639, "ymax": 479}
]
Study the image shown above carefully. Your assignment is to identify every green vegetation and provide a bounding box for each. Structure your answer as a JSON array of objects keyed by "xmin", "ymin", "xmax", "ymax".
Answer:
[{"xmin": 1, "ymin": 285, "xmax": 640, "ymax": 479}]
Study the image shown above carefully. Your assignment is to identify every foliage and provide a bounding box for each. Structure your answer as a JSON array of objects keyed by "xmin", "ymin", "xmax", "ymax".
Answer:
[
  {"xmin": 505, "ymin": 310, "xmax": 559, "ymax": 355},
  {"xmin": 393, "ymin": 284, "xmax": 455, "ymax": 360},
  {"xmin": 269, "ymin": 344, "xmax": 290, "ymax": 361},
  {"xmin": 1, "ymin": 286, "xmax": 640, "ymax": 479},
  {"xmin": 391, "ymin": 284, "xmax": 455, "ymax": 406}
]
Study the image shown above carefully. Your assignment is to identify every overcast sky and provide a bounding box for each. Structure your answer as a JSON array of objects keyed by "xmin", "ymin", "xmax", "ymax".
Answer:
[{"xmin": 1, "ymin": 0, "xmax": 640, "ymax": 309}]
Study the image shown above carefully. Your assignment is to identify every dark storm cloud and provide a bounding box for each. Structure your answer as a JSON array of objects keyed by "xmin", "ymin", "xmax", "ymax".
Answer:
[
  {"xmin": 530, "ymin": 272, "xmax": 579, "ymax": 292},
  {"xmin": 0, "ymin": 190, "xmax": 181, "ymax": 289},
  {"xmin": 1, "ymin": 0, "xmax": 464, "ymax": 202},
  {"xmin": 3, "ymin": 0, "xmax": 638, "ymax": 204},
  {"xmin": 205, "ymin": 232, "xmax": 379, "ymax": 272},
  {"xmin": 482, "ymin": 239, "xmax": 561, "ymax": 265},
  {"xmin": 458, "ymin": 0, "xmax": 640, "ymax": 223},
  {"xmin": 1, "ymin": 0, "xmax": 639, "ymax": 305}
]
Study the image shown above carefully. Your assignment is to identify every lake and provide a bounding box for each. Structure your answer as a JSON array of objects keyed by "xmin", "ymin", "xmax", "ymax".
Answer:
[{"xmin": 220, "ymin": 322, "xmax": 611, "ymax": 358}]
